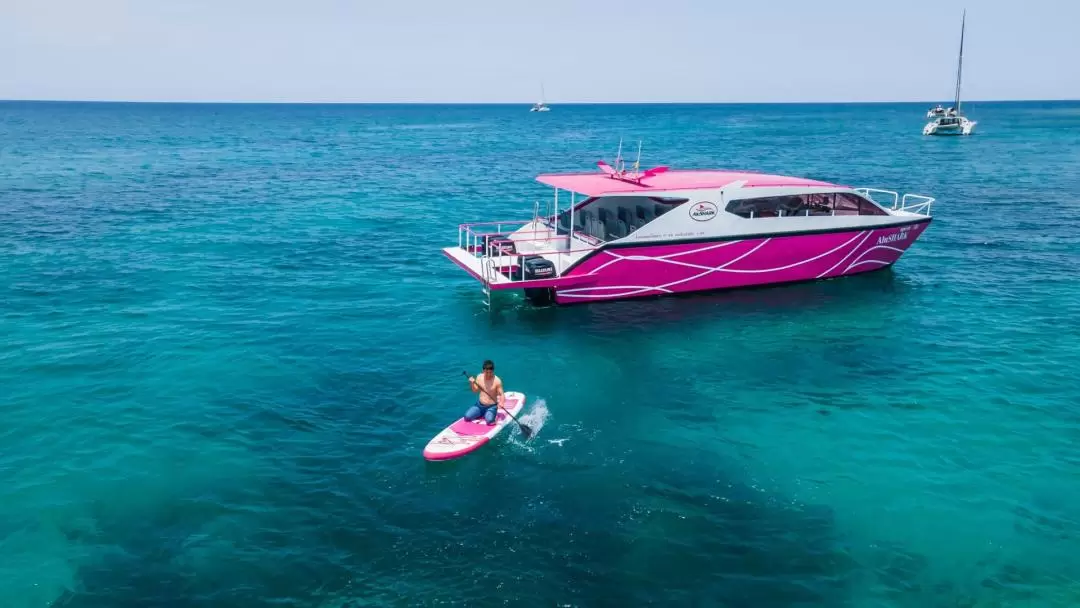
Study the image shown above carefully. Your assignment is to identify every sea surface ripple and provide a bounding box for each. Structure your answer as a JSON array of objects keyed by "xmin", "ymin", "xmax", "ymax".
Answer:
[{"xmin": 2, "ymin": 101, "xmax": 1080, "ymax": 607}]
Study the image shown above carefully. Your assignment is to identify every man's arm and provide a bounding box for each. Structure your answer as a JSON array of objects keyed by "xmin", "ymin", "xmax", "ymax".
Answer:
[
  {"xmin": 496, "ymin": 379, "xmax": 505, "ymax": 406},
  {"xmin": 468, "ymin": 374, "xmax": 479, "ymax": 393}
]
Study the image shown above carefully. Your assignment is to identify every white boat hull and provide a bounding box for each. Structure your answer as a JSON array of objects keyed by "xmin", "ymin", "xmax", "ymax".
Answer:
[{"xmin": 923, "ymin": 117, "xmax": 975, "ymax": 136}]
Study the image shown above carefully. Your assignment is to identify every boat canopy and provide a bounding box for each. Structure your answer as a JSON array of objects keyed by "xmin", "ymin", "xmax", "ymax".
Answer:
[{"xmin": 535, "ymin": 169, "xmax": 842, "ymax": 197}]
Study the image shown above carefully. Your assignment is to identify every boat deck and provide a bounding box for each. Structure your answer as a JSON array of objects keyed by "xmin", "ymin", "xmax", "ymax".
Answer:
[
  {"xmin": 442, "ymin": 246, "xmax": 596, "ymax": 291},
  {"xmin": 442, "ymin": 247, "xmax": 515, "ymax": 287}
]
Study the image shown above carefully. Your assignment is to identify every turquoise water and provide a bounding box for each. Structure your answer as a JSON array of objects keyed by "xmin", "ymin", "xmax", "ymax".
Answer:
[{"xmin": 3, "ymin": 100, "xmax": 1080, "ymax": 607}]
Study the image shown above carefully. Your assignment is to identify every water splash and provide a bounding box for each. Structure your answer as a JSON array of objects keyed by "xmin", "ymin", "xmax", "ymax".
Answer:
[{"xmin": 511, "ymin": 398, "xmax": 549, "ymax": 445}]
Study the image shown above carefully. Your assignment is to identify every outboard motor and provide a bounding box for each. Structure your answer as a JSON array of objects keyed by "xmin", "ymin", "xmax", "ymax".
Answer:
[
  {"xmin": 522, "ymin": 255, "xmax": 556, "ymax": 280},
  {"xmin": 521, "ymin": 255, "xmax": 556, "ymax": 306},
  {"xmin": 524, "ymin": 287, "xmax": 554, "ymax": 305}
]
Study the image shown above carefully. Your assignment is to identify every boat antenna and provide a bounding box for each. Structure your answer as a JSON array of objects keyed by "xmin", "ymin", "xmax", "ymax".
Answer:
[
  {"xmin": 632, "ymin": 140, "xmax": 642, "ymax": 177},
  {"xmin": 614, "ymin": 138, "xmax": 624, "ymax": 175}
]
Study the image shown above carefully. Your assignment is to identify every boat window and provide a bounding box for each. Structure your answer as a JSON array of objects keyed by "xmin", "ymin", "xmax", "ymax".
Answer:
[
  {"xmin": 556, "ymin": 195, "xmax": 689, "ymax": 242},
  {"xmin": 807, "ymin": 193, "xmax": 835, "ymax": 214},
  {"xmin": 835, "ymin": 192, "xmax": 887, "ymax": 216},
  {"xmin": 725, "ymin": 192, "xmax": 887, "ymax": 218},
  {"xmin": 833, "ymin": 193, "xmax": 859, "ymax": 215}
]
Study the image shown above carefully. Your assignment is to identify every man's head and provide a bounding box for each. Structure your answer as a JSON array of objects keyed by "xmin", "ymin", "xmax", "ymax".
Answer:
[{"xmin": 482, "ymin": 360, "xmax": 494, "ymax": 379}]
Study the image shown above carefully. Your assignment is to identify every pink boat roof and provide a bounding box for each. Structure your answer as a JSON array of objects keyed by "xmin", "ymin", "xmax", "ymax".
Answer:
[{"xmin": 535, "ymin": 168, "xmax": 843, "ymax": 196}]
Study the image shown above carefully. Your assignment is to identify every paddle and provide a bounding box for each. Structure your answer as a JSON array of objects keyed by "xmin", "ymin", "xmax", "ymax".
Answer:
[{"xmin": 462, "ymin": 371, "xmax": 533, "ymax": 440}]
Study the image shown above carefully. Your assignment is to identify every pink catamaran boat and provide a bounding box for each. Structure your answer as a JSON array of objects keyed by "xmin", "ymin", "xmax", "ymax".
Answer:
[{"xmin": 444, "ymin": 151, "xmax": 935, "ymax": 307}]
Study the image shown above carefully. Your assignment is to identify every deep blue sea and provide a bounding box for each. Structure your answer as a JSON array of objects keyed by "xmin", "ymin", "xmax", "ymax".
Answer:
[{"xmin": 3, "ymin": 100, "xmax": 1080, "ymax": 607}]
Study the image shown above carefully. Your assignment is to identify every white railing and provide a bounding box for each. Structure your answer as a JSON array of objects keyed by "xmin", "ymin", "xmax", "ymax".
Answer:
[
  {"xmin": 457, "ymin": 219, "xmax": 534, "ymax": 251},
  {"xmin": 855, "ymin": 188, "xmax": 899, "ymax": 209},
  {"xmin": 457, "ymin": 220, "xmax": 598, "ymax": 285},
  {"xmin": 855, "ymin": 188, "xmax": 934, "ymax": 216},
  {"xmin": 898, "ymin": 193, "xmax": 934, "ymax": 216}
]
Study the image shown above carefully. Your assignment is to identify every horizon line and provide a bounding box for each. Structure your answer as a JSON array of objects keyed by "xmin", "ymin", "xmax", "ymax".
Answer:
[{"xmin": 2, "ymin": 97, "xmax": 1078, "ymax": 106}]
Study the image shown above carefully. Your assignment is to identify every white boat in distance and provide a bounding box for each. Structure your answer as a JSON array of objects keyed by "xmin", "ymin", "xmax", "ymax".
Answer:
[
  {"xmin": 924, "ymin": 10, "xmax": 976, "ymax": 136},
  {"xmin": 530, "ymin": 83, "xmax": 550, "ymax": 112}
]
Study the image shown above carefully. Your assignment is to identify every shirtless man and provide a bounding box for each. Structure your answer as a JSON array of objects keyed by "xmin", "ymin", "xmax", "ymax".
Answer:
[{"xmin": 464, "ymin": 359, "xmax": 504, "ymax": 425}]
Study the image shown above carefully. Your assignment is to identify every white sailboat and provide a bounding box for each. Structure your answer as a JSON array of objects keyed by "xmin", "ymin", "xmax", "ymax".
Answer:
[
  {"xmin": 530, "ymin": 83, "xmax": 550, "ymax": 112},
  {"xmin": 924, "ymin": 10, "xmax": 975, "ymax": 135}
]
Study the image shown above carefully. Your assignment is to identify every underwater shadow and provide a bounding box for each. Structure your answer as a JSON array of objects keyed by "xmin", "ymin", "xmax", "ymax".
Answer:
[{"xmin": 500, "ymin": 268, "xmax": 914, "ymax": 337}]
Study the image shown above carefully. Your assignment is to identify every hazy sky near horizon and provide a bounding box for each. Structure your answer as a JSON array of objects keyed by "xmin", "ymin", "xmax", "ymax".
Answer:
[{"xmin": 2, "ymin": 0, "xmax": 1077, "ymax": 103}]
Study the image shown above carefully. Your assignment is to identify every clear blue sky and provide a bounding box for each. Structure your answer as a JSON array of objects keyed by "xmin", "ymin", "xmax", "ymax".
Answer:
[{"xmin": 2, "ymin": 0, "xmax": 1076, "ymax": 103}]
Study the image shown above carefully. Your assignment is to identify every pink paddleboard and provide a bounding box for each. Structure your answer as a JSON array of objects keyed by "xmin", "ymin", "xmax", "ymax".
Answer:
[{"xmin": 423, "ymin": 392, "xmax": 526, "ymax": 461}]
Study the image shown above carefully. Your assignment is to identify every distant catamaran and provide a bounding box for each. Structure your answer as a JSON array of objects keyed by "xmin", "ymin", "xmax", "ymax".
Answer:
[
  {"xmin": 923, "ymin": 10, "xmax": 976, "ymax": 135},
  {"xmin": 530, "ymin": 83, "xmax": 550, "ymax": 112}
]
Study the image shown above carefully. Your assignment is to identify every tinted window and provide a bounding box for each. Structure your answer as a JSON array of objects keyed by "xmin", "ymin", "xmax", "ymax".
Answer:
[
  {"xmin": 836, "ymin": 192, "xmax": 887, "ymax": 216},
  {"xmin": 726, "ymin": 196, "xmax": 795, "ymax": 218},
  {"xmin": 834, "ymin": 193, "xmax": 860, "ymax": 215},
  {"xmin": 725, "ymin": 192, "xmax": 887, "ymax": 218}
]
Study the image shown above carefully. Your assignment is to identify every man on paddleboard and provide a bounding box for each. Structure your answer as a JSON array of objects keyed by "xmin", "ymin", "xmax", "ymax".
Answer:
[{"xmin": 465, "ymin": 360, "xmax": 504, "ymax": 425}]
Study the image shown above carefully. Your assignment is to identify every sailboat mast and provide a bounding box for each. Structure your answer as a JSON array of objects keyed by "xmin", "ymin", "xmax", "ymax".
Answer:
[{"xmin": 954, "ymin": 9, "xmax": 965, "ymax": 113}]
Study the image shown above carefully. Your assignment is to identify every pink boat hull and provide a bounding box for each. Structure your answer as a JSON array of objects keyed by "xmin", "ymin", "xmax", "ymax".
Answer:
[{"xmin": 553, "ymin": 221, "xmax": 930, "ymax": 304}]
